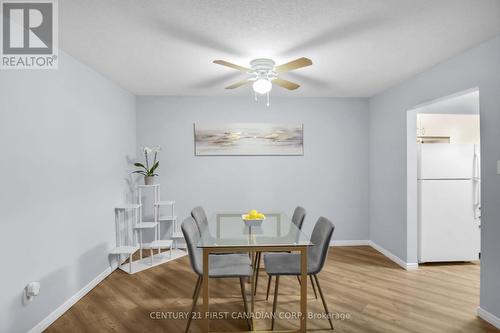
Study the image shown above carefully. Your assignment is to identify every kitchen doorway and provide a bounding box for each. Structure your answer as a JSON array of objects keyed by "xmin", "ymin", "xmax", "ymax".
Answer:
[{"xmin": 406, "ymin": 88, "xmax": 481, "ymax": 267}]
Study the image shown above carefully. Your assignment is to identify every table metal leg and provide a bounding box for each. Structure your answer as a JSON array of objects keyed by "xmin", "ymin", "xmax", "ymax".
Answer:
[
  {"xmin": 271, "ymin": 275, "xmax": 280, "ymax": 330},
  {"xmin": 254, "ymin": 252, "xmax": 261, "ymax": 296},
  {"xmin": 240, "ymin": 277, "xmax": 252, "ymax": 330},
  {"xmin": 250, "ymin": 251, "xmax": 255, "ymax": 331},
  {"xmin": 202, "ymin": 248, "xmax": 210, "ymax": 332},
  {"xmin": 300, "ymin": 246, "xmax": 307, "ymax": 332}
]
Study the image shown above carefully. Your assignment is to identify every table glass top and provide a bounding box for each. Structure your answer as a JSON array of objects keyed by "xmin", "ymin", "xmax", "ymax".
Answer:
[{"xmin": 197, "ymin": 212, "xmax": 312, "ymax": 248}]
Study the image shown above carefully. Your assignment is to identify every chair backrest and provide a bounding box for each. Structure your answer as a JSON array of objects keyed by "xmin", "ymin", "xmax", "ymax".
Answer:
[
  {"xmin": 191, "ymin": 206, "xmax": 208, "ymax": 236},
  {"xmin": 181, "ymin": 216, "xmax": 202, "ymax": 276},
  {"xmin": 291, "ymin": 206, "xmax": 306, "ymax": 230},
  {"xmin": 309, "ymin": 216, "xmax": 335, "ymax": 274}
]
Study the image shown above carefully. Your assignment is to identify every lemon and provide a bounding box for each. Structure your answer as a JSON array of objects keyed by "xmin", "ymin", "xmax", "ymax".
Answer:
[{"xmin": 244, "ymin": 210, "xmax": 265, "ymax": 220}]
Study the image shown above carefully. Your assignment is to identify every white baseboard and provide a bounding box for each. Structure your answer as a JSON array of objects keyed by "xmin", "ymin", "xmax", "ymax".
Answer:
[
  {"xmin": 331, "ymin": 240, "xmax": 370, "ymax": 246},
  {"xmin": 477, "ymin": 307, "xmax": 500, "ymax": 329},
  {"xmin": 369, "ymin": 240, "xmax": 418, "ymax": 270},
  {"xmin": 330, "ymin": 240, "xmax": 418, "ymax": 270},
  {"xmin": 406, "ymin": 262, "xmax": 419, "ymax": 270},
  {"xmin": 28, "ymin": 265, "xmax": 115, "ymax": 333}
]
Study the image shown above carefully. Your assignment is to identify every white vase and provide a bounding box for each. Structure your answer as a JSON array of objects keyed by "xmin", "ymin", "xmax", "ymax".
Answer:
[{"xmin": 144, "ymin": 176, "xmax": 155, "ymax": 185}]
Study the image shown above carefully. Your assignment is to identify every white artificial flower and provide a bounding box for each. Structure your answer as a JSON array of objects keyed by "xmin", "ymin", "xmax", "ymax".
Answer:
[
  {"xmin": 143, "ymin": 146, "xmax": 152, "ymax": 154},
  {"xmin": 151, "ymin": 146, "xmax": 161, "ymax": 153}
]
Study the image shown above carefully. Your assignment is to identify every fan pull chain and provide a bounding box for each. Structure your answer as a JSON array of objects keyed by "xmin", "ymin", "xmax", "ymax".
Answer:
[
  {"xmin": 266, "ymin": 92, "xmax": 270, "ymax": 107},
  {"xmin": 254, "ymin": 91, "xmax": 258, "ymax": 101}
]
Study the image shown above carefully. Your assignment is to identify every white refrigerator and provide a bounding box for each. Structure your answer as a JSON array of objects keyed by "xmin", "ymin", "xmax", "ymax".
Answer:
[{"xmin": 418, "ymin": 143, "xmax": 481, "ymax": 263}]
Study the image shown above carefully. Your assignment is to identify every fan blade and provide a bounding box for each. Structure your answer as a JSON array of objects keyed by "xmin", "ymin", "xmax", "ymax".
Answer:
[
  {"xmin": 274, "ymin": 57, "xmax": 312, "ymax": 73},
  {"xmin": 273, "ymin": 78, "xmax": 300, "ymax": 90},
  {"xmin": 225, "ymin": 79, "xmax": 251, "ymax": 89},
  {"xmin": 213, "ymin": 60, "xmax": 252, "ymax": 72}
]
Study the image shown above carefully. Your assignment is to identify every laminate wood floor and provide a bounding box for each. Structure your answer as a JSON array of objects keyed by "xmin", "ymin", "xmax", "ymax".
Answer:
[{"xmin": 46, "ymin": 246, "xmax": 497, "ymax": 333}]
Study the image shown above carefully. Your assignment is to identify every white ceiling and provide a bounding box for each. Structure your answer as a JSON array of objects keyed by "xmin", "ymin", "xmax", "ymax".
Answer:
[{"xmin": 60, "ymin": 0, "xmax": 500, "ymax": 97}]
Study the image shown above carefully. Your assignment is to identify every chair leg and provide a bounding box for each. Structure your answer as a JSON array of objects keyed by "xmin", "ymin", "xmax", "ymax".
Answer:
[
  {"xmin": 296, "ymin": 276, "xmax": 301, "ymax": 286},
  {"xmin": 314, "ymin": 275, "xmax": 334, "ymax": 330},
  {"xmin": 186, "ymin": 276, "xmax": 202, "ymax": 333},
  {"xmin": 192, "ymin": 276, "xmax": 201, "ymax": 299},
  {"xmin": 310, "ymin": 275, "xmax": 318, "ymax": 299},
  {"xmin": 271, "ymin": 276, "xmax": 280, "ymax": 331},
  {"xmin": 254, "ymin": 252, "xmax": 261, "ymax": 296},
  {"xmin": 266, "ymin": 275, "xmax": 272, "ymax": 300},
  {"xmin": 240, "ymin": 277, "xmax": 252, "ymax": 331}
]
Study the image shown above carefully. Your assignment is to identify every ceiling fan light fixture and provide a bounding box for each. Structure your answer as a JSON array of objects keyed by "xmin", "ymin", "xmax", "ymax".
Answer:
[
  {"xmin": 214, "ymin": 57, "xmax": 312, "ymax": 102},
  {"xmin": 252, "ymin": 78, "xmax": 272, "ymax": 94}
]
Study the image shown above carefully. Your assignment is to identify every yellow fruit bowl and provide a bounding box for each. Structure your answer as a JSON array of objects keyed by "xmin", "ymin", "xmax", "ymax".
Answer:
[{"xmin": 242, "ymin": 210, "xmax": 266, "ymax": 226}]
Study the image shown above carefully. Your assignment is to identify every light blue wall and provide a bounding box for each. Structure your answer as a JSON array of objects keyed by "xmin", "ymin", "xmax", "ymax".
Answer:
[
  {"xmin": 0, "ymin": 51, "xmax": 136, "ymax": 333},
  {"xmin": 369, "ymin": 36, "xmax": 500, "ymax": 317},
  {"xmin": 136, "ymin": 97, "xmax": 370, "ymax": 242}
]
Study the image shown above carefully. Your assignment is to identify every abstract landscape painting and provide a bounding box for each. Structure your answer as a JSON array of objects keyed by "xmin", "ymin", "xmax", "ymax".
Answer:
[{"xmin": 194, "ymin": 123, "xmax": 304, "ymax": 156}]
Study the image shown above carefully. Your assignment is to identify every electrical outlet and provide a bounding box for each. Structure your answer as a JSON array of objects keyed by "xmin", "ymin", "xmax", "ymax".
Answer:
[{"xmin": 26, "ymin": 282, "xmax": 40, "ymax": 301}]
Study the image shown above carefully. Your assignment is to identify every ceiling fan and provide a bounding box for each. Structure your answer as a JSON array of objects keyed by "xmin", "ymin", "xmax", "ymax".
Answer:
[{"xmin": 213, "ymin": 57, "xmax": 313, "ymax": 104}]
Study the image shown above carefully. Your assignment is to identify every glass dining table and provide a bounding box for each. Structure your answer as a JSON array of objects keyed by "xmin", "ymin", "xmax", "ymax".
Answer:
[{"xmin": 197, "ymin": 212, "xmax": 312, "ymax": 333}]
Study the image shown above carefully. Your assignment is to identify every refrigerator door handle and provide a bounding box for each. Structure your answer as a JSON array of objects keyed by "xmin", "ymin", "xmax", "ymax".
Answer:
[
  {"xmin": 472, "ymin": 144, "xmax": 481, "ymax": 207},
  {"xmin": 473, "ymin": 180, "xmax": 480, "ymax": 206},
  {"xmin": 472, "ymin": 145, "xmax": 478, "ymax": 178}
]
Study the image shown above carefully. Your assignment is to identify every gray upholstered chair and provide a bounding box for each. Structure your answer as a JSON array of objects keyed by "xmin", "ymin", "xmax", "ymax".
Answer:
[
  {"xmin": 254, "ymin": 206, "xmax": 307, "ymax": 295},
  {"xmin": 191, "ymin": 205, "xmax": 237, "ymax": 256},
  {"xmin": 264, "ymin": 216, "xmax": 335, "ymax": 330},
  {"xmin": 181, "ymin": 216, "xmax": 253, "ymax": 332},
  {"xmin": 291, "ymin": 206, "xmax": 307, "ymax": 230},
  {"xmin": 190, "ymin": 206, "xmax": 208, "ymax": 236}
]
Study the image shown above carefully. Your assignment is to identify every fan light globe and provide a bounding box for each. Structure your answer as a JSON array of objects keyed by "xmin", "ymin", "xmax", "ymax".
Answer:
[{"xmin": 252, "ymin": 79, "xmax": 272, "ymax": 94}]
